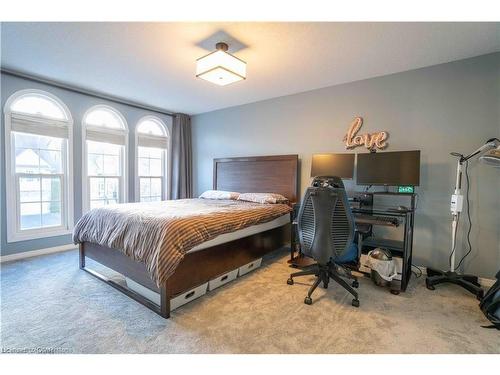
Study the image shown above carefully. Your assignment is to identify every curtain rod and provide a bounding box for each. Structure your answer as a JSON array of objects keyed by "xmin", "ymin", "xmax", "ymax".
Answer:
[{"xmin": 1, "ymin": 67, "xmax": 175, "ymax": 117}]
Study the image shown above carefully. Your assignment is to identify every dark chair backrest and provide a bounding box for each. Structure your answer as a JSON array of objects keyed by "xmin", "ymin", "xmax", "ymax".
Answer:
[{"xmin": 297, "ymin": 186, "xmax": 355, "ymax": 265}]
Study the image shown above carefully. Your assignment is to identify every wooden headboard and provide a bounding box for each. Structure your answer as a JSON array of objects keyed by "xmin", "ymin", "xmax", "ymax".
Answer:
[{"xmin": 213, "ymin": 155, "xmax": 299, "ymax": 203}]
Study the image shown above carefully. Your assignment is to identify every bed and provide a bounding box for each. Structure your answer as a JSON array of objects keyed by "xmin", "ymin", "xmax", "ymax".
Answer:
[{"xmin": 76, "ymin": 154, "xmax": 298, "ymax": 318}]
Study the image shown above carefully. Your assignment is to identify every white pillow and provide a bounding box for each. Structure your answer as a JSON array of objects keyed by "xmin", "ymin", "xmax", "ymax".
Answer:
[
  {"xmin": 238, "ymin": 192, "xmax": 289, "ymax": 204},
  {"xmin": 199, "ymin": 190, "xmax": 240, "ymax": 200}
]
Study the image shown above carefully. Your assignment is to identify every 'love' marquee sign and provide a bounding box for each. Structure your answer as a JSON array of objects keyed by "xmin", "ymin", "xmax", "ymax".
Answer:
[{"xmin": 343, "ymin": 117, "xmax": 389, "ymax": 150}]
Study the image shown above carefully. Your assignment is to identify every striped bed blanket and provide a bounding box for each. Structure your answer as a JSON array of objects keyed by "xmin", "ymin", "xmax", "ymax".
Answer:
[{"xmin": 73, "ymin": 199, "xmax": 291, "ymax": 287}]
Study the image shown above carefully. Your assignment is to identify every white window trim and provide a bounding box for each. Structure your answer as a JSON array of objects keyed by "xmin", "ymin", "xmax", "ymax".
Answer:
[
  {"xmin": 4, "ymin": 89, "xmax": 74, "ymax": 242},
  {"xmin": 82, "ymin": 105, "xmax": 128, "ymax": 212},
  {"xmin": 134, "ymin": 115, "xmax": 171, "ymax": 202}
]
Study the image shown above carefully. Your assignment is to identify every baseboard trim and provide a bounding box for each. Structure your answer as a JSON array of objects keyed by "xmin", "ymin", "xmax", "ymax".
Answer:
[
  {"xmin": 418, "ymin": 266, "xmax": 495, "ymax": 288},
  {"xmin": 0, "ymin": 244, "xmax": 77, "ymax": 263}
]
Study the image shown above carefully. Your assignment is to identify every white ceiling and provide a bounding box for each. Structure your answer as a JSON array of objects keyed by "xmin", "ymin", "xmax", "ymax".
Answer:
[{"xmin": 1, "ymin": 22, "xmax": 499, "ymax": 115}]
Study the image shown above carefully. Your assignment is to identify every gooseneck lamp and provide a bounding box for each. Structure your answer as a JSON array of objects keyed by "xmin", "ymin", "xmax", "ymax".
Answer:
[{"xmin": 425, "ymin": 138, "xmax": 500, "ymax": 298}]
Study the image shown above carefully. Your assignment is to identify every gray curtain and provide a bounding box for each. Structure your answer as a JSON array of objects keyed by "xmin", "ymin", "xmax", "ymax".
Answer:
[{"xmin": 170, "ymin": 113, "xmax": 193, "ymax": 199}]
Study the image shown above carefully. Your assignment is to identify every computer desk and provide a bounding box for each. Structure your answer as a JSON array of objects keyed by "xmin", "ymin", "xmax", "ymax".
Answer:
[
  {"xmin": 289, "ymin": 197, "xmax": 416, "ymax": 293},
  {"xmin": 352, "ymin": 205, "xmax": 415, "ymax": 293}
]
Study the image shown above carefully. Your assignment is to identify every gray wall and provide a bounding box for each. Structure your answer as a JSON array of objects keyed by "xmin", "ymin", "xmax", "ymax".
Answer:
[
  {"xmin": 192, "ymin": 53, "xmax": 500, "ymax": 278},
  {"xmin": 0, "ymin": 73, "xmax": 172, "ymax": 256}
]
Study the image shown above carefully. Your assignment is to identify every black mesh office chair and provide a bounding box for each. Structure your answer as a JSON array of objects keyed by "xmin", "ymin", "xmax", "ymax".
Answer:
[{"xmin": 287, "ymin": 185, "xmax": 360, "ymax": 307}]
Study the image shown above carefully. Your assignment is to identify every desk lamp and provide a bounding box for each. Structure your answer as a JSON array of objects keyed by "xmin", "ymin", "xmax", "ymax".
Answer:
[{"xmin": 426, "ymin": 138, "xmax": 500, "ymax": 298}]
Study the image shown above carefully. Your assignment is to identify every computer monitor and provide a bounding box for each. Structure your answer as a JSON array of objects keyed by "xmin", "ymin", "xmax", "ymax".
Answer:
[
  {"xmin": 356, "ymin": 150, "xmax": 421, "ymax": 186},
  {"xmin": 311, "ymin": 153, "xmax": 355, "ymax": 179}
]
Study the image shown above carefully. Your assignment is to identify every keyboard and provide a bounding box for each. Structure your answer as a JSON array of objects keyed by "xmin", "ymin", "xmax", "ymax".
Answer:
[{"xmin": 354, "ymin": 214, "xmax": 399, "ymax": 227}]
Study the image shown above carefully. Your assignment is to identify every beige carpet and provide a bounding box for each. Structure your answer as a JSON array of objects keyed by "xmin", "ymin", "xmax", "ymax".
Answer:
[{"xmin": 1, "ymin": 248, "xmax": 498, "ymax": 353}]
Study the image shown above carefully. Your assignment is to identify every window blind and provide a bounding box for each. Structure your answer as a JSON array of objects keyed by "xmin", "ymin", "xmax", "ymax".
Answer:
[
  {"xmin": 137, "ymin": 134, "xmax": 168, "ymax": 149},
  {"xmin": 86, "ymin": 128, "xmax": 127, "ymax": 145},
  {"xmin": 11, "ymin": 113, "xmax": 69, "ymax": 139}
]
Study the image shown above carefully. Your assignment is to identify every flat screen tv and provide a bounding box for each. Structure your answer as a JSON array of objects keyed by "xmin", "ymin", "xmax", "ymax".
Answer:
[{"xmin": 356, "ymin": 150, "xmax": 420, "ymax": 186}]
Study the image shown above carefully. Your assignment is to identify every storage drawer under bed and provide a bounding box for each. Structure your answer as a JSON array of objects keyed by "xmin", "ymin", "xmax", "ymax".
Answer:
[
  {"xmin": 125, "ymin": 278, "xmax": 208, "ymax": 311},
  {"xmin": 170, "ymin": 283, "xmax": 208, "ymax": 310},
  {"xmin": 238, "ymin": 258, "xmax": 262, "ymax": 276},
  {"xmin": 208, "ymin": 269, "xmax": 239, "ymax": 291}
]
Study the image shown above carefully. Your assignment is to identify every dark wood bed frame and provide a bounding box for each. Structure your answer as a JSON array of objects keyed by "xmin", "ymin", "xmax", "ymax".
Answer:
[{"xmin": 79, "ymin": 154, "xmax": 299, "ymax": 318}]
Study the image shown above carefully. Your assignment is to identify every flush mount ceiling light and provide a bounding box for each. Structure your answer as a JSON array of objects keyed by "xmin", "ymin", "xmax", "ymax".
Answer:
[{"xmin": 196, "ymin": 42, "xmax": 246, "ymax": 86}]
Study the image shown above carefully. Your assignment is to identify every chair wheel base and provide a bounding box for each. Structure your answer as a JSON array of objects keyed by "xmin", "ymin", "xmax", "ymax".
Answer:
[
  {"xmin": 352, "ymin": 299, "xmax": 360, "ymax": 307},
  {"xmin": 352, "ymin": 280, "xmax": 359, "ymax": 288},
  {"xmin": 476, "ymin": 291, "xmax": 484, "ymax": 301},
  {"xmin": 304, "ymin": 296, "xmax": 312, "ymax": 305},
  {"xmin": 287, "ymin": 278, "xmax": 294, "ymax": 285}
]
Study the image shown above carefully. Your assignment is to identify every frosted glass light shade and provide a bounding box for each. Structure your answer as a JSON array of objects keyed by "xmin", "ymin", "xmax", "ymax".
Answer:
[
  {"xmin": 196, "ymin": 50, "xmax": 246, "ymax": 86},
  {"xmin": 479, "ymin": 146, "xmax": 500, "ymax": 167}
]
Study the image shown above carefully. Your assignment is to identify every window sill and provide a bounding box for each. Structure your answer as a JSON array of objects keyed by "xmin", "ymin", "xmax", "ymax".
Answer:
[{"xmin": 7, "ymin": 228, "xmax": 73, "ymax": 243}]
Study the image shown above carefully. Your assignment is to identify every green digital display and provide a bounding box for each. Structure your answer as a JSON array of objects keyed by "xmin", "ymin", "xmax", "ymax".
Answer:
[{"xmin": 398, "ymin": 186, "xmax": 414, "ymax": 194}]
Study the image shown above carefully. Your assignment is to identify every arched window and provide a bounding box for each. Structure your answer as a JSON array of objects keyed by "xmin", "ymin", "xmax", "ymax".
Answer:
[
  {"xmin": 135, "ymin": 116, "xmax": 169, "ymax": 202},
  {"xmin": 82, "ymin": 105, "xmax": 128, "ymax": 211},
  {"xmin": 4, "ymin": 89, "xmax": 73, "ymax": 242}
]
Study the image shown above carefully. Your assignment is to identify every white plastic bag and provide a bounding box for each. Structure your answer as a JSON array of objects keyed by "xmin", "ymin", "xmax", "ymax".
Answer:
[{"xmin": 366, "ymin": 249, "xmax": 398, "ymax": 281}]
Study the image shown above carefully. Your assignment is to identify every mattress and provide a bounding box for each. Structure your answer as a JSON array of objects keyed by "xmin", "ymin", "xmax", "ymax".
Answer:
[{"xmin": 189, "ymin": 213, "xmax": 290, "ymax": 253}]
